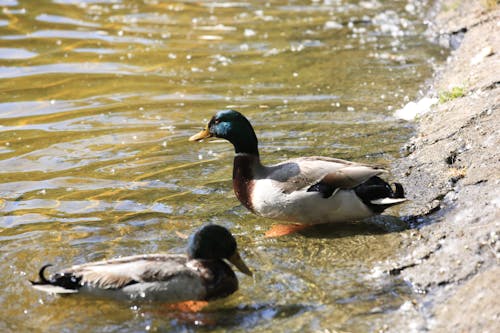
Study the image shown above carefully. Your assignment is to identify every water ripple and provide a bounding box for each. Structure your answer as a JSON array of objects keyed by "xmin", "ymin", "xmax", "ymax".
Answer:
[
  {"xmin": 0, "ymin": 62, "xmax": 142, "ymax": 78},
  {"xmin": 1, "ymin": 199, "xmax": 173, "ymax": 215},
  {"xmin": 0, "ymin": 0, "xmax": 18, "ymax": 6},
  {"xmin": 2, "ymin": 29, "xmax": 155, "ymax": 45},
  {"xmin": 0, "ymin": 100, "xmax": 86, "ymax": 119},
  {"xmin": 35, "ymin": 14, "xmax": 100, "ymax": 28},
  {"xmin": 53, "ymin": 0, "xmax": 122, "ymax": 5},
  {"xmin": 0, "ymin": 213, "xmax": 100, "ymax": 228},
  {"xmin": 0, "ymin": 47, "xmax": 38, "ymax": 59},
  {"xmin": 0, "ymin": 177, "xmax": 179, "ymax": 199}
]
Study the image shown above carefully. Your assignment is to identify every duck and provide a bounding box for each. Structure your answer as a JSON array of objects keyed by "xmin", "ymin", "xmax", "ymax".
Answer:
[
  {"xmin": 189, "ymin": 110, "xmax": 406, "ymax": 235},
  {"xmin": 30, "ymin": 224, "xmax": 252, "ymax": 302}
]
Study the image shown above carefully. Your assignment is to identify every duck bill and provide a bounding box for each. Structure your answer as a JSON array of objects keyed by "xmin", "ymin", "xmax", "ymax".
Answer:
[
  {"xmin": 189, "ymin": 127, "xmax": 212, "ymax": 141},
  {"xmin": 228, "ymin": 251, "xmax": 253, "ymax": 276}
]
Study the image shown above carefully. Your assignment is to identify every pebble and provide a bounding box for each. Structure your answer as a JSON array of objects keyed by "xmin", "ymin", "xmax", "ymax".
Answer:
[{"xmin": 470, "ymin": 46, "xmax": 494, "ymax": 65}]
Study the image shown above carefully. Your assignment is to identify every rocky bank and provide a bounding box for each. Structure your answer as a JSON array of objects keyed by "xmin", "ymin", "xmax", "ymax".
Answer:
[{"xmin": 384, "ymin": 0, "xmax": 499, "ymax": 331}]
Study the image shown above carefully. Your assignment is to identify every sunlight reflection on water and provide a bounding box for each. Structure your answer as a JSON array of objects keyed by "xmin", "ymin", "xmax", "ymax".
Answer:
[{"xmin": 0, "ymin": 0, "xmax": 445, "ymax": 331}]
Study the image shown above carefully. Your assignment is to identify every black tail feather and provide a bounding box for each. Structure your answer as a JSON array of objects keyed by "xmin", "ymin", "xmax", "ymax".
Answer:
[
  {"xmin": 30, "ymin": 264, "xmax": 53, "ymax": 285},
  {"xmin": 393, "ymin": 182, "xmax": 405, "ymax": 199},
  {"xmin": 354, "ymin": 176, "xmax": 406, "ymax": 213},
  {"xmin": 30, "ymin": 264, "xmax": 82, "ymax": 291}
]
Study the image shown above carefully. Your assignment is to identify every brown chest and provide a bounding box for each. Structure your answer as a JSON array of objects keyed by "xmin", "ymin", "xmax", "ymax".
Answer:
[{"xmin": 232, "ymin": 155, "xmax": 256, "ymax": 212}]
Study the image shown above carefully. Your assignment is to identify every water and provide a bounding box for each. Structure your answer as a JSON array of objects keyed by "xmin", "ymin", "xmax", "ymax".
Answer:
[{"xmin": 0, "ymin": 0, "xmax": 445, "ymax": 331}]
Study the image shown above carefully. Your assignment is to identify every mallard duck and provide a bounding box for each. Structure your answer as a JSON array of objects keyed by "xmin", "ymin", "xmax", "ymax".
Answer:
[
  {"xmin": 190, "ymin": 110, "xmax": 406, "ymax": 232},
  {"xmin": 30, "ymin": 224, "xmax": 252, "ymax": 302}
]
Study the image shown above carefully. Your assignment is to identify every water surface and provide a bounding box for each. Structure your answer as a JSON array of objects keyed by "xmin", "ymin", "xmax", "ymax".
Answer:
[{"xmin": 0, "ymin": 0, "xmax": 445, "ymax": 331}]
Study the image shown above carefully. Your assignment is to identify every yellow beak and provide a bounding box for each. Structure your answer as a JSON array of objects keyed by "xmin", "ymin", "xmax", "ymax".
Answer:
[
  {"xmin": 189, "ymin": 127, "xmax": 212, "ymax": 141},
  {"xmin": 228, "ymin": 251, "xmax": 253, "ymax": 276}
]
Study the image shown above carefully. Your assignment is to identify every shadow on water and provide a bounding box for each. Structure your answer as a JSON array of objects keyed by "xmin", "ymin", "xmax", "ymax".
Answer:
[
  {"xmin": 145, "ymin": 303, "xmax": 313, "ymax": 332},
  {"xmin": 298, "ymin": 214, "xmax": 409, "ymax": 239}
]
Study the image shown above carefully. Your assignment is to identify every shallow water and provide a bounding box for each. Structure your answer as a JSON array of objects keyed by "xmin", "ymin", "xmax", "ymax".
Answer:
[{"xmin": 0, "ymin": 0, "xmax": 445, "ymax": 331}]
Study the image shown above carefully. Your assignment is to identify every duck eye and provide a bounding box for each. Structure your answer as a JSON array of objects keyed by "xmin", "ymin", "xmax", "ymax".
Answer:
[{"xmin": 214, "ymin": 119, "xmax": 221, "ymax": 124}]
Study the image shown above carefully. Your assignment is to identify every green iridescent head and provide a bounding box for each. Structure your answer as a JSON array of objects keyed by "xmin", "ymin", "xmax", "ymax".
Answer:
[
  {"xmin": 189, "ymin": 110, "xmax": 259, "ymax": 155},
  {"xmin": 187, "ymin": 224, "xmax": 252, "ymax": 276}
]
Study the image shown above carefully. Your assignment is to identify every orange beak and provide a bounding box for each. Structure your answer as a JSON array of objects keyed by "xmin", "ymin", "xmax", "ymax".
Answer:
[
  {"xmin": 189, "ymin": 127, "xmax": 212, "ymax": 141},
  {"xmin": 228, "ymin": 251, "xmax": 252, "ymax": 276}
]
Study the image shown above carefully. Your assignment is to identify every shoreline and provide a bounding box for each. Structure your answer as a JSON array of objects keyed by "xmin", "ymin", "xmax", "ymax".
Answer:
[{"xmin": 386, "ymin": 0, "xmax": 499, "ymax": 331}]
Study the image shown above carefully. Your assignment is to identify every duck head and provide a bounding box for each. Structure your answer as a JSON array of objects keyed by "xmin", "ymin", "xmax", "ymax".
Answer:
[
  {"xmin": 189, "ymin": 110, "xmax": 259, "ymax": 155},
  {"xmin": 188, "ymin": 224, "xmax": 252, "ymax": 276}
]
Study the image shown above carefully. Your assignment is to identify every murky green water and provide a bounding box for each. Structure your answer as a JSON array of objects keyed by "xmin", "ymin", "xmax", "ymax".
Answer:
[{"xmin": 0, "ymin": 0, "xmax": 445, "ymax": 331}]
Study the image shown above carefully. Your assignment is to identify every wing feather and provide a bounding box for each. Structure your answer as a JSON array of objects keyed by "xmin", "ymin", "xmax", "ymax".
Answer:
[
  {"xmin": 65, "ymin": 254, "xmax": 189, "ymax": 289},
  {"xmin": 264, "ymin": 156, "xmax": 386, "ymax": 194}
]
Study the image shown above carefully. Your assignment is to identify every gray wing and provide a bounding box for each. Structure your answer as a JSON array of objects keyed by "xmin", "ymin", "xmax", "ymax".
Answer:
[
  {"xmin": 64, "ymin": 254, "xmax": 191, "ymax": 289},
  {"xmin": 264, "ymin": 156, "xmax": 387, "ymax": 194}
]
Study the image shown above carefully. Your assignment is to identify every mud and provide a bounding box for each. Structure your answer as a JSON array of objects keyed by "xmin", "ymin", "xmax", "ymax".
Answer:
[{"xmin": 384, "ymin": 0, "xmax": 499, "ymax": 331}]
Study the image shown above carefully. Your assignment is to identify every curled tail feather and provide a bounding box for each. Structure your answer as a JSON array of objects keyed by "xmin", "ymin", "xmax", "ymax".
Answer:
[
  {"xmin": 30, "ymin": 264, "xmax": 80, "ymax": 294},
  {"xmin": 30, "ymin": 264, "xmax": 53, "ymax": 285},
  {"xmin": 393, "ymin": 182, "xmax": 405, "ymax": 199},
  {"xmin": 354, "ymin": 176, "xmax": 407, "ymax": 213}
]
